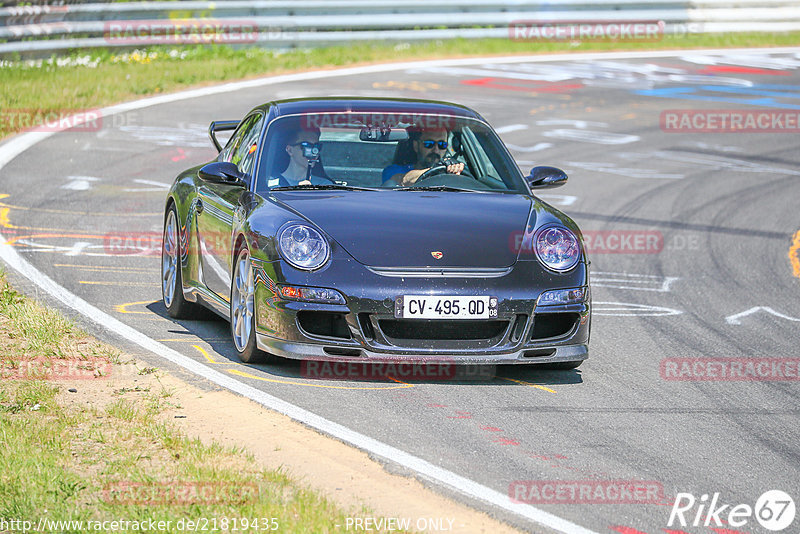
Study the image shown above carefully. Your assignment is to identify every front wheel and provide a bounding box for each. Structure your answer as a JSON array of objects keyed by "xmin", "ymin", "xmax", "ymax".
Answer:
[{"xmin": 230, "ymin": 248, "xmax": 274, "ymax": 364}]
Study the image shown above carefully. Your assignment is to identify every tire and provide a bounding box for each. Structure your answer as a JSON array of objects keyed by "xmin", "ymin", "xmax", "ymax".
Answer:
[
  {"xmin": 162, "ymin": 205, "xmax": 202, "ymax": 319},
  {"xmin": 230, "ymin": 247, "xmax": 275, "ymax": 364}
]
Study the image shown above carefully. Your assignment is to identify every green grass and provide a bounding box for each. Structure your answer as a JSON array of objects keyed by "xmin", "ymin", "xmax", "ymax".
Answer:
[
  {"xmin": 1, "ymin": 31, "xmax": 798, "ymax": 139},
  {"xmin": 0, "ymin": 273, "xmax": 407, "ymax": 533}
]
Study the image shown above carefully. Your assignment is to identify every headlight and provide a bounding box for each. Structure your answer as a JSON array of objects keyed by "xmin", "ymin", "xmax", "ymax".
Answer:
[
  {"xmin": 278, "ymin": 223, "xmax": 329, "ymax": 270},
  {"xmin": 534, "ymin": 226, "xmax": 581, "ymax": 272}
]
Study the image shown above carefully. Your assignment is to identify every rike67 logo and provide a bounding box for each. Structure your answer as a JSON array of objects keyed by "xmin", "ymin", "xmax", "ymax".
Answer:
[{"xmin": 668, "ymin": 490, "xmax": 796, "ymax": 531}]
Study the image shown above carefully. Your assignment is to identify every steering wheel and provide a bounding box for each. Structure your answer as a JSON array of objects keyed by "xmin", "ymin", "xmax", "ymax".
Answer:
[{"xmin": 414, "ymin": 157, "xmax": 473, "ymax": 184}]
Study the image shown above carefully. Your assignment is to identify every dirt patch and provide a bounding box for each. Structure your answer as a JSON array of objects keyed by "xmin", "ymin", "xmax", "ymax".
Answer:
[{"xmin": 55, "ymin": 357, "xmax": 523, "ymax": 533}]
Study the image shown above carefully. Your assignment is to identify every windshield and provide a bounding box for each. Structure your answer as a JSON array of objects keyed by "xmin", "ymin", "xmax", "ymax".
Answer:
[{"xmin": 255, "ymin": 112, "xmax": 526, "ymax": 193}]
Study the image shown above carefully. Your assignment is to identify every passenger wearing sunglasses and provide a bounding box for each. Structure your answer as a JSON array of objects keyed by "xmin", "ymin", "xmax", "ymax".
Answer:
[
  {"xmin": 276, "ymin": 127, "xmax": 334, "ymax": 187},
  {"xmin": 382, "ymin": 128, "xmax": 464, "ymax": 187}
]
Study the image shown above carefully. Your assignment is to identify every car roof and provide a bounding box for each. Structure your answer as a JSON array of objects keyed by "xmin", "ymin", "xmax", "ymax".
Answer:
[{"xmin": 259, "ymin": 97, "xmax": 485, "ymax": 122}]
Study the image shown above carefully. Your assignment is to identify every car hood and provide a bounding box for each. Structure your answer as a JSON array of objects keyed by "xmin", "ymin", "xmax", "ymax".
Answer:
[{"xmin": 270, "ymin": 190, "xmax": 532, "ymax": 268}]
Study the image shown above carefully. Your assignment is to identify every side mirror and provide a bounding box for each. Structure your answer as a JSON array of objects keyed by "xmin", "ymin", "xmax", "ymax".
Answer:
[
  {"xmin": 198, "ymin": 162, "xmax": 247, "ymax": 187},
  {"xmin": 526, "ymin": 166, "xmax": 568, "ymax": 189}
]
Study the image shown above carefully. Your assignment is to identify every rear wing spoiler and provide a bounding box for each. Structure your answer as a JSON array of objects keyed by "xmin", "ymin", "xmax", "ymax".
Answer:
[{"xmin": 208, "ymin": 120, "xmax": 240, "ymax": 152}]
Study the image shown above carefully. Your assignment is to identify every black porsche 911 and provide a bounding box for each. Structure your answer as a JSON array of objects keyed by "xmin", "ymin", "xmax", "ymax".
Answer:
[{"xmin": 161, "ymin": 97, "xmax": 590, "ymax": 368}]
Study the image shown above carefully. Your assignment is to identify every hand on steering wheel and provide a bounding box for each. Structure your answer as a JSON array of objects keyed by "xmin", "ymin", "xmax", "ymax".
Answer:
[{"xmin": 415, "ymin": 157, "xmax": 471, "ymax": 183}]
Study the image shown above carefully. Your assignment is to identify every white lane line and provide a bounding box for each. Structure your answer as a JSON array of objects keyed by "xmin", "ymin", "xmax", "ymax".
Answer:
[
  {"xmin": 495, "ymin": 124, "xmax": 529, "ymax": 134},
  {"xmin": 62, "ymin": 175, "xmax": 100, "ymax": 191},
  {"xmin": 3, "ymin": 46, "xmax": 797, "ymax": 533},
  {"xmin": 725, "ymin": 306, "xmax": 800, "ymax": 325},
  {"xmin": 593, "ymin": 301, "xmax": 683, "ymax": 317}
]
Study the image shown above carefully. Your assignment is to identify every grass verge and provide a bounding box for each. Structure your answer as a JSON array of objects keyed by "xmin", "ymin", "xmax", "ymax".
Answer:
[
  {"xmin": 1, "ymin": 32, "xmax": 799, "ymax": 139},
  {"xmin": 0, "ymin": 271, "xmax": 400, "ymax": 533}
]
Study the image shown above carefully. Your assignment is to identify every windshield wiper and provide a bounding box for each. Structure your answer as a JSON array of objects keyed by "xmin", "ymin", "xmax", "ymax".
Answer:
[
  {"xmin": 400, "ymin": 185, "xmax": 483, "ymax": 192},
  {"xmin": 271, "ymin": 184, "xmax": 381, "ymax": 191}
]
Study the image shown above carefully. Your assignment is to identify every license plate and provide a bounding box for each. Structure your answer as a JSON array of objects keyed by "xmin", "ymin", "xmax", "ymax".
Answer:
[{"xmin": 394, "ymin": 295, "xmax": 498, "ymax": 319}]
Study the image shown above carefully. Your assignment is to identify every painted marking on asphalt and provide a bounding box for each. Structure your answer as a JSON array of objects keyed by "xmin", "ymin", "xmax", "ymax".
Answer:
[
  {"xmin": 7, "ymin": 48, "xmax": 773, "ymax": 534},
  {"xmin": 0, "ymin": 206, "xmax": 100, "ymax": 233},
  {"xmin": 55, "ymin": 264, "xmax": 156, "ymax": 273},
  {"xmin": 65, "ymin": 241, "xmax": 92, "ymax": 256},
  {"xmin": 371, "ymin": 80, "xmax": 440, "ymax": 92},
  {"xmin": 593, "ymin": 302, "xmax": 683, "ymax": 317},
  {"xmin": 505, "ymin": 142, "xmax": 553, "ymax": 153},
  {"xmin": 566, "ymin": 161, "xmax": 683, "ymax": 180},
  {"xmin": 158, "ymin": 338, "xmax": 229, "ymax": 343},
  {"xmin": 193, "ymin": 344, "xmax": 235, "ymax": 365},
  {"xmin": 123, "ymin": 179, "xmax": 172, "ymax": 192},
  {"xmin": 536, "ymin": 194, "xmax": 577, "ymax": 207},
  {"xmin": 114, "ymin": 300, "xmax": 158, "ymax": 314},
  {"xmin": 535, "ymin": 119, "xmax": 608, "ymax": 129},
  {"xmin": 725, "ymin": 306, "xmax": 800, "ymax": 325},
  {"xmin": 789, "ymin": 229, "xmax": 800, "ymax": 279},
  {"xmin": 592, "ymin": 272, "xmax": 680, "ymax": 292},
  {"xmin": 0, "ymin": 193, "xmax": 158, "ymax": 217},
  {"xmin": 4, "ymin": 233, "xmax": 106, "ymax": 246},
  {"xmin": 543, "ymin": 129, "xmax": 640, "ymax": 145},
  {"xmin": 499, "ymin": 376, "xmax": 557, "ymax": 393},
  {"xmin": 61, "ymin": 176, "xmax": 100, "ymax": 191},
  {"xmin": 79, "ymin": 281, "xmax": 153, "ymax": 286},
  {"xmin": 495, "ymin": 124, "xmax": 529, "ymax": 134},
  {"xmin": 227, "ymin": 368, "xmax": 414, "ymax": 391}
]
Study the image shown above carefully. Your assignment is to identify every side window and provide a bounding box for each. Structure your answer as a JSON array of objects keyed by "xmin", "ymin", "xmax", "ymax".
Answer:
[
  {"xmin": 221, "ymin": 114, "xmax": 256, "ymax": 164},
  {"xmin": 461, "ymin": 127, "xmax": 499, "ymax": 179},
  {"xmin": 234, "ymin": 115, "xmax": 264, "ymax": 177}
]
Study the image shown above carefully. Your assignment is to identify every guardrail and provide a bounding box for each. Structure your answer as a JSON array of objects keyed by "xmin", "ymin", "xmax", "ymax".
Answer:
[{"xmin": 1, "ymin": 0, "xmax": 799, "ymax": 57}]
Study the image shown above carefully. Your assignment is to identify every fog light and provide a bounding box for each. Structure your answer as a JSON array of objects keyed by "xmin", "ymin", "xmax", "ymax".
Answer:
[
  {"xmin": 537, "ymin": 287, "xmax": 587, "ymax": 306},
  {"xmin": 279, "ymin": 285, "xmax": 346, "ymax": 304}
]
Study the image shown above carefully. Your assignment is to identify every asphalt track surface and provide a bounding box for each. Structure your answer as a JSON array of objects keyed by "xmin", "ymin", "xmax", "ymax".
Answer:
[{"xmin": 2, "ymin": 48, "xmax": 800, "ymax": 533}]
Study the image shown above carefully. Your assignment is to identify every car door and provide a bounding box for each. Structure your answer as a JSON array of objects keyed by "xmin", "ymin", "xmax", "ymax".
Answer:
[{"xmin": 196, "ymin": 112, "xmax": 263, "ymax": 301}]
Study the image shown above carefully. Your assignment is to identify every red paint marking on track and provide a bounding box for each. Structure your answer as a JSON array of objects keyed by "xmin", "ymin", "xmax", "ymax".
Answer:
[
  {"xmin": 480, "ymin": 425, "xmax": 503, "ymax": 432},
  {"xmin": 609, "ymin": 526, "xmax": 650, "ymax": 534},
  {"xmin": 663, "ymin": 530, "xmax": 693, "ymax": 534},
  {"xmin": 460, "ymin": 77, "xmax": 582, "ymax": 93},
  {"xmin": 170, "ymin": 147, "xmax": 187, "ymax": 162},
  {"xmin": 709, "ymin": 528, "xmax": 750, "ymax": 534},
  {"xmin": 493, "ymin": 437, "xmax": 520, "ymax": 446},
  {"xmin": 698, "ymin": 65, "xmax": 789, "ymax": 76},
  {"xmin": 446, "ymin": 410, "xmax": 472, "ymax": 419}
]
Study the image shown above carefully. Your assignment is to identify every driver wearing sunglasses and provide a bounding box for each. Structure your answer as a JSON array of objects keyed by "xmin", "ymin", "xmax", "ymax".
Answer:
[
  {"xmin": 382, "ymin": 128, "xmax": 464, "ymax": 187},
  {"xmin": 277, "ymin": 127, "xmax": 334, "ymax": 186}
]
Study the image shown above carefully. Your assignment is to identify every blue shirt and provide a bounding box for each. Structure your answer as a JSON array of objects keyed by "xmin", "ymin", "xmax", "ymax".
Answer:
[{"xmin": 382, "ymin": 164, "xmax": 414, "ymax": 184}]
